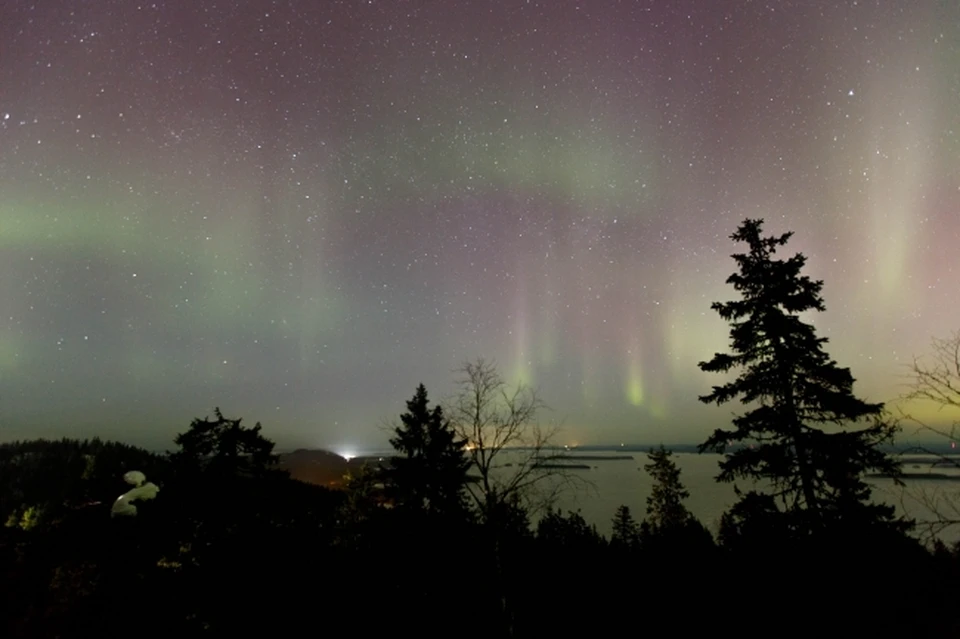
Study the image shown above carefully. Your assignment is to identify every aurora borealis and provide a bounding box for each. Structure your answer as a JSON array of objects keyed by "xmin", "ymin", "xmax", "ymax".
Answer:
[{"xmin": 1, "ymin": 1, "xmax": 958, "ymax": 451}]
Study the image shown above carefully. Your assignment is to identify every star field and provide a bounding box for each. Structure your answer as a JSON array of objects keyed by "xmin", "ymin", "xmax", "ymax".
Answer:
[{"xmin": 1, "ymin": 1, "xmax": 958, "ymax": 450}]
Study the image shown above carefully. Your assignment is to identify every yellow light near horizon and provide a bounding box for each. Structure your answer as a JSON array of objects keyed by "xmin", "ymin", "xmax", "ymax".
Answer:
[{"xmin": 895, "ymin": 397, "xmax": 960, "ymax": 433}]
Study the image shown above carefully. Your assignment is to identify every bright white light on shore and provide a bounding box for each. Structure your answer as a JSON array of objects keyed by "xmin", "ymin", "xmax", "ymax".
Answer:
[{"xmin": 339, "ymin": 451, "xmax": 355, "ymax": 461}]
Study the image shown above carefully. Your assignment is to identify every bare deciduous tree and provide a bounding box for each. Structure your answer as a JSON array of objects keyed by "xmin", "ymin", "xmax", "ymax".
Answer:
[
  {"xmin": 897, "ymin": 331, "xmax": 960, "ymax": 541},
  {"xmin": 444, "ymin": 358, "xmax": 582, "ymax": 524},
  {"xmin": 443, "ymin": 358, "xmax": 585, "ymax": 638},
  {"xmin": 904, "ymin": 331, "xmax": 960, "ymax": 437}
]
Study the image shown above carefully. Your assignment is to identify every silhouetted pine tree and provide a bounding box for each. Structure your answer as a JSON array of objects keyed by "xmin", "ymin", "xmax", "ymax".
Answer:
[
  {"xmin": 638, "ymin": 445, "xmax": 713, "ymax": 556},
  {"xmin": 384, "ymin": 384, "xmax": 471, "ymax": 518},
  {"xmin": 610, "ymin": 505, "xmax": 640, "ymax": 550},
  {"xmin": 536, "ymin": 509, "xmax": 604, "ymax": 551},
  {"xmin": 380, "ymin": 385, "xmax": 474, "ymax": 632},
  {"xmin": 642, "ymin": 446, "xmax": 694, "ymax": 532},
  {"xmin": 698, "ymin": 218, "xmax": 905, "ymax": 539},
  {"xmin": 171, "ymin": 407, "xmax": 282, "ymax": 479}
]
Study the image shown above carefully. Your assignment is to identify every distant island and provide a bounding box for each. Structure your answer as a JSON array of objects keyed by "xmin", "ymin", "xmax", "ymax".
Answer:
[
  {"xmin": 545, "ymin": 454, "xmax": 634, "ymax": 461},
  {"xmin": 278, "ymin": 448, "xmax": 365, "ymax": 487},
  {"xmin": 867, "ymin": 472, "xmax": 960, "ymax": 481},
  {"xmin": 553, "ymin": 441, "xmax": 960, "ymax": 455},
  {"xmin": 532, "ymin": 463, "xmax": 591, "ymax": 470}
]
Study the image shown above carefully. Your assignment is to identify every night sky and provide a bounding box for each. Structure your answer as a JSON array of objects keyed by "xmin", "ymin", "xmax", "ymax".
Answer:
[{"xmin": 1, "ymin": 1, "xmax": 958, "ymax": 451}]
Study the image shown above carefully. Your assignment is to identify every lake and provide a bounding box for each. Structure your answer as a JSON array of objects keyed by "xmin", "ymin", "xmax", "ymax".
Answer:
[{"xmin": 487, "ymin": 450, "xmax": 960, "ymax": 543}]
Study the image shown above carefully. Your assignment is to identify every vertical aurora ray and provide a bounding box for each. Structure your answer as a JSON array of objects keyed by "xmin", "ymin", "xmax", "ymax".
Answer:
[
  {"xmin": 0, "ymin": 332, "xmax": 23, "ymax": 374},
  {"xmin": 859, "ymin": 28, "xmax": 936, "ymax": 314},
  {"xmin": 625, "ymin": 330, "xmax": 644, "ymax": 407},
  {"xmin": 624, "ymin": 286, "xmax": 669, "ymax": 421},
  {"xmin": 510, "ymin": 255, "xmax": 533, "ymax": 388},
  {"xmin": 536, "ymin": 246, "xmax": 560, "ymax": 368},
  {"xmin": 537, "ymin": 303, "xmax": 559, "ymax": 367},
  {"xmin": 574, "ymin": 247, "xmax": 602, "ymax": 405}
]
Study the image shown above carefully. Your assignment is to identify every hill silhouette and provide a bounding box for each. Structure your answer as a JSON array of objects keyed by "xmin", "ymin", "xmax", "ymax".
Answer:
[{"xmin": 278, "ymin": 449, "xmax": 377, "ymax": 487}]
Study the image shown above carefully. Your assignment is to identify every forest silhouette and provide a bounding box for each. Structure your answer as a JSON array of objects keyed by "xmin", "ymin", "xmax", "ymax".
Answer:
[{"xmin": 3, "ymin": 220, "xmax": 960, "ymax": 638}]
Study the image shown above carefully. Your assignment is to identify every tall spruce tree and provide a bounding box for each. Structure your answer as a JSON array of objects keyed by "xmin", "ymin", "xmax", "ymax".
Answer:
[
  {"xmin": 610, "ymin": 505, "xmax": 641, "ymax": 550},
  {"xmin": 638, "ymin": 446, "xmax": 713, "ymax": 553},
  {"xmin": 642, "ymin": 446, "xmax": 694, "ymax": 533},
  {"xmin": 385, "ymin": 384, "xmax": 472, "ymax": 517},
  {"xmin": 698, "ymin": 219, "xmax": 903, "ymax": 536}
]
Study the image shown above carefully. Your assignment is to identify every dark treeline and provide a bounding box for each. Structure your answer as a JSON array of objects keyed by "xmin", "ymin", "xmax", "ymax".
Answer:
[{"xmin": 3, "ymin": 219, "xmax": 960, "ymax": 637}]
